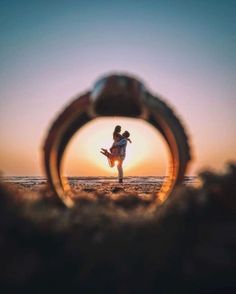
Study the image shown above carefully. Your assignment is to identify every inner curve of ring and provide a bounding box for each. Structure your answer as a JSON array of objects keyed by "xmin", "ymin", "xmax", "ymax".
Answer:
[
  {"xmin": 44, "ymin": 90, "xmax": 190, "ymax": 208},
  {"xmin": 57, "ymin": 117, "xmax": 176, "ymax": 207}
]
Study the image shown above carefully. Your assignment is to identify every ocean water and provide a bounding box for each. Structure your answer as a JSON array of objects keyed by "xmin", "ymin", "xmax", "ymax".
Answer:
[{"xmin": 1, "ymin": 176, "xmax": 198, "ymax": 186}]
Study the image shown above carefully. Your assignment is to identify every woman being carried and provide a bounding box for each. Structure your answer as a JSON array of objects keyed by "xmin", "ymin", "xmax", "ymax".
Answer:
[
  {"xmin": 101, "ymin": 126, "xmax": 131, "ymax": 183},
  {"xmin": 101, "ymin": 125, "xmax": 121, "ymax": 167}
]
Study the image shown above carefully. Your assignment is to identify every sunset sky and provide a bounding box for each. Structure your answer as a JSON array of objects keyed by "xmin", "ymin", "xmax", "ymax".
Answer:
[
  {"xmin": 0, "ymin": 0, "xmax": 236, "ymax": 176},
  {"xmin": 63, "ymin": 118, "xmax": 169, "ymax": 176}
]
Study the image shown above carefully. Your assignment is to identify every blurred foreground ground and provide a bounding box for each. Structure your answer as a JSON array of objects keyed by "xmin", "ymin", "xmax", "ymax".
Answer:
[{"xmin": 0, "ymin": 167, "xmax": 235, "ymax": 293}]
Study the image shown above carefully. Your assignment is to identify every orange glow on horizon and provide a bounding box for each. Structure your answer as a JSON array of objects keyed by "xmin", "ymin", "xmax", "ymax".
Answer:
[{"xmin": 63, "ymin": 117, "xmax": 169, "ymax": 177}]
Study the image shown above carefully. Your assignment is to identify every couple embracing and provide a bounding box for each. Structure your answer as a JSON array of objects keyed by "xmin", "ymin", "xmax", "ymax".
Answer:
[{"xmin": 101, "ymin": 125, "xmax": 131, "ymax": 183}]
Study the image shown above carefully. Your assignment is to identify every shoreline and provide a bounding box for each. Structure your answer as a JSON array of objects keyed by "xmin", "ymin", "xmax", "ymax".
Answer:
[{"xmin": 0, "ymin": 176, "xmax": 199, "ymax": 202}]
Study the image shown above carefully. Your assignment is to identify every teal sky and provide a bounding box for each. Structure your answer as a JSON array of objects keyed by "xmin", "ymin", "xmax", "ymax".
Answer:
[{"xmin": 0, "ymin": 0, "xmax": 236, "ymax": 175}]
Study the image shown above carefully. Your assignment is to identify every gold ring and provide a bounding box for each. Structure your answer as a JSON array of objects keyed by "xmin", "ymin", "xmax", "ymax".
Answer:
[{"xmin": 43, "ymin": 74, "xmax": 191, "ymax": 207}]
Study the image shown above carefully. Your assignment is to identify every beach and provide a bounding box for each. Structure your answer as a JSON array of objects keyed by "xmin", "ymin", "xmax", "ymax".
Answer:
[
  {"xmin": 1, "ymin": 176, "xmax": 198, "ymax": 202},
  {"xmin": 0, "ymin": 167, "xmax": 235, "ymax": 293}
]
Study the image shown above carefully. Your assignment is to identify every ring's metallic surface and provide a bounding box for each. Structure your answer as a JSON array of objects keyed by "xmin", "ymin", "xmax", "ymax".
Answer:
[{"xmin": 43, "ymin": 74, "xmax": 191, "ymax": 208}]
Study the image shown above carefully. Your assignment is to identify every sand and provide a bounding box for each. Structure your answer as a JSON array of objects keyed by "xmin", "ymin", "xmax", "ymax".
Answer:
[
  {"xmin": 0, "ymin": 166, "xmax": 235, "ymax": 293},
  {"xmin": 1, "ymin": 176, "xmax": 198, "ymax": 202}
]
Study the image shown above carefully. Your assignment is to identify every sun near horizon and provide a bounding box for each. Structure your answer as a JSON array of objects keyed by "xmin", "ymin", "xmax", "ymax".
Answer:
[{"xmin": 62, "ymin": 117, "xmax": 169, "ymax": 177}]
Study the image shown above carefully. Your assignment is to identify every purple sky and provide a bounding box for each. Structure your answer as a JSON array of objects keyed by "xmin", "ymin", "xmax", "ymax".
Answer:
[{"xmin": 0, "ymin": 0, "xmax": 236, "ymax": 175}]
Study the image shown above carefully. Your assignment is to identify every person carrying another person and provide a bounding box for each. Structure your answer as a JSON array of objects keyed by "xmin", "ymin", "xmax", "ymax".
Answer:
[
  {"xmin": 101, "ymin": 126, "xmax": 131, "ymax": 183},
  {"xmin": 113, "ymin": 130, "xmax": 130, "ymax": 183}
]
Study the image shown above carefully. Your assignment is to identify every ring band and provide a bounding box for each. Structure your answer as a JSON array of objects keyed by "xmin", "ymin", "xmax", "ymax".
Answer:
[{"xmin": 43, "ymin": 74, "xmax": 191, "ymax": 207}]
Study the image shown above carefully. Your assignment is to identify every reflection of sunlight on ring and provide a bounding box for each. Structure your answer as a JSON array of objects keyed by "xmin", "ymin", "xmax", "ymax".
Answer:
[{"xmin": 63, "ymin": 117, "xmax": 169, "ymax": 177}]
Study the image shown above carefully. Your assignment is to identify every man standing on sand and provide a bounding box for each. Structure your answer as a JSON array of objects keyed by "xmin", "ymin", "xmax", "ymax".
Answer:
[
  {"xmin": 101, "ymin": 129, "xmax": 131, "ymax": 183},
  {"xmin": 113, "ymin": 131, "xmax": 130, "ymax": 183}
]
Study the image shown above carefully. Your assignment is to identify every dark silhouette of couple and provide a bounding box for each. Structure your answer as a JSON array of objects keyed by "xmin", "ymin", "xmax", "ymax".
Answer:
[{"xmin": 101, "ymin": 125, "xmax": 131, "ymax": 183}]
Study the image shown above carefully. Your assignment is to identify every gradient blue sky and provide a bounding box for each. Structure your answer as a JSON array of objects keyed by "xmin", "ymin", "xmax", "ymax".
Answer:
[{"xmin": 0, "ymin": 0, "xmax": 236, "ymax": 175}]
